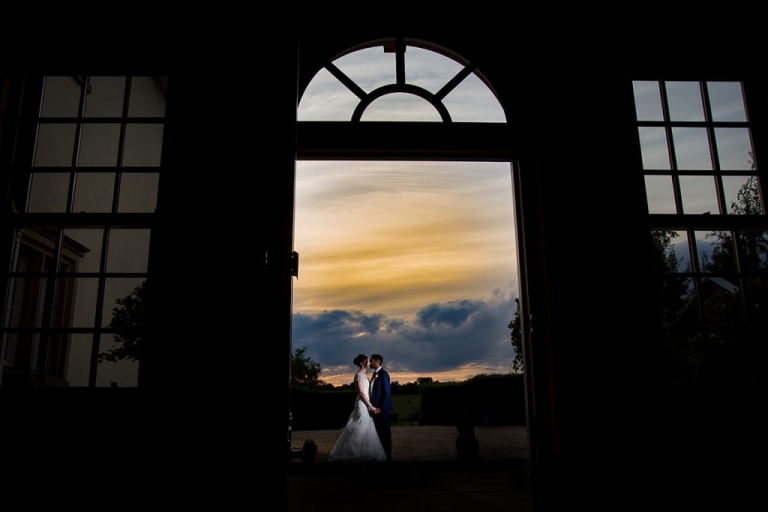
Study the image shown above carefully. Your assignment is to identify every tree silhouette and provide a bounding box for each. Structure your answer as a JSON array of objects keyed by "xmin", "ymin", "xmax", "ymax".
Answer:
[
  {"xmin": 508, "ymin": 298, "xmax": 524, "ymax": 372},
  {"xmin": 699, "ymin": 169, "xmax": 767, "ymax": 374},
  {"xmin": 98, "ymin": 280, "xmax": 145, "ymax": 363},
  {"xmin": 291, "ymin": 346, "xmax": 327, "ymax": 387},
  {"xmin": 415, "ymin": 376, "xmax": 433, "ymax": 387},
  {"xmin": 651, "ymin": 229, "xmax": 705, "ymax": 382},
  {"xmin": 705, "ymin": 152, "xmax": 766, "ymax": 273},
  {"xmin": 705, "ymin": 176, "xmax": 765, "ymax": 272},
  {"xmin": 650, "ymin": 230, "xmax": 691, "ymax": 326}
]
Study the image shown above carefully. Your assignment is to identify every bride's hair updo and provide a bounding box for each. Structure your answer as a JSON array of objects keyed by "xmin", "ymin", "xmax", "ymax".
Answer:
[{"xmin": 353, "ymin": 354, "xmax": 368, "ymax": 366}]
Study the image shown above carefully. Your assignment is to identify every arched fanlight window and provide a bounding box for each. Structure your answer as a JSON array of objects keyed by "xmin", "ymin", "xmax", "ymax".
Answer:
[{"xmin": 298, "ymin": 39, "xmax": 506, "ymax": 123}]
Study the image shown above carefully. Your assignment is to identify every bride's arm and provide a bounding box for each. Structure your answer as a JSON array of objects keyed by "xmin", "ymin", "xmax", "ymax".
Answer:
[{"xmin": 357, "ymin": 377, "xmax": 378, "ymax": 412}]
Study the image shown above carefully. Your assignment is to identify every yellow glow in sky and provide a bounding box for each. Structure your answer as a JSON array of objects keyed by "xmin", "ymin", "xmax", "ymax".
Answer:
[{"xmin": 292, "ymin": 160, "xmax": 519, "ymax": 384}]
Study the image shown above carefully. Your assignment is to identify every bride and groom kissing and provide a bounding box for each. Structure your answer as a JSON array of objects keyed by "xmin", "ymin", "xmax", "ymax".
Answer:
[{"xmin": 328, "ymin": 353, "xmax": 392, "ymax": 463}]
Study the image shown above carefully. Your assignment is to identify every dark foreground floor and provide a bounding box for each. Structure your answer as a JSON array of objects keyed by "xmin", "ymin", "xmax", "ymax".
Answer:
[
  {"xmin": 287, "ymin": 426, "xmax": 532, "ymax": 512},
  {"xmin": 286, "ymin": 426, "xmax": 768, "ymax": 511},
  {"xmin": 287, "ymin": 458, "xmax": 532, "ymax": 512}
]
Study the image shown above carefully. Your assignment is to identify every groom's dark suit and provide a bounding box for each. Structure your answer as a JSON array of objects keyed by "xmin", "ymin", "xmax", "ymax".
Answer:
[{"xmin": 370, "ymin": 367, "xmax": 393, "ymax": 460}]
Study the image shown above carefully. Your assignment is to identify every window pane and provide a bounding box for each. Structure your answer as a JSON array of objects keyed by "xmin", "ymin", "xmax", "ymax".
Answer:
[
  {"xmin": 664, "ymin": 230, "xmax": 693, "ymax": 272},
  {"xmin": 34, "ymin": 124, "xmax": 76, "ymax": 167},
  {"xmin": 405, "ymin": 46, "xmax": 463, "ymax": 94},
  {"xmin": 645, "ymin": 175, "xmax": 677, "ymax": 213},
  {"xmin": 63, "ymin": 228, "xmax": 105, "ymax": 273},
  {"xmin": 362, "ymin": 94, "xmax": 442, "ymax": 121},
  {"xmin": 63, "ymin": 277, "xmax": 99, "ymax": 328},
  {"xmin": 638, "ymin": 127, "xmax": 670, "ymax": 169},
  {"xmin": 678, "ymin": 234, "xmax": 696, "ymax": 273},
  {"xmin": 298, "ymin": 68, "xmax": 359, "ymax": 121},
  {"xmin": 46, "ymin": 331, "xmax": 74, "ymax": 385},
  {"xmin": 118, "ymin": 173, "xmax": 159, "ymax": 213},
  {"xmin": 84, "ymin": 76, "xmax": 126, "ymax": 117},
  {"xmin": 79, "ymin": 124, "xmax": 120, "ymax": 167},
  {"xmin": 680, "ymin": 176, "xmax": 718, "ymax": 214},
  {"xmin": 63, "ymin": 333, "xmax": 96, "ymax": 386},
  {"xmin": 73, "ymin": 173, "xmax": 115, "ymax": 213},
  {"xmin": 94, "ymin": 355, "xmax": 139, "ymax": 388},
  {"xmin": 333, "ymin": 47, "xmax": 394, "ymax": 94},
  {"xmin": 700, "ymin": 275, "xmax": 741, "ymax": 328},
  {"xmin": 123, "ymin": 124, "xmax": 164, "ymax": 166},
  {"xmin": 106, "ymin": 229, "xmax": 151, "ymax": 273},
  {"xmin": 11, "ymin": 229, "xmax": 56, "ymax": 273},
  {"xmin": 707, "ymin": 81, "xmax": 747, "ymax": 122},
  {"xmin": 4, "ymin": 276, "xmax": 47, "ymax": 328},
  {"xmin": 98, "ymin": 280, "xmax": 145, "ymax": 375},
  {"xmin": 698, "ymin": 229, "xmax": 736, "ymax": 273},
  {"xmin": 443, "ymin": 72, "xmax": 506, "ymax": 123},
  {"xmin": 723, "ymin": 175, "xmax": 763, "ymax": 215},
  {"xmin": 666, "ymin": 81, "xmax": 705, "ymax": 121},
  {"xmin": 633, "ymin": 81, "xmax": 664, "ymax": 121},
  {"xmin": 102, "ymin": 278, "xmax": 145, "ymax": 328},
  {"xmin": 737, "ymin": 230, "xmax": 768, "ymax": 271},
  {"xmin": 714, "ymin": 128, "xmax": 753, "ymax": 170},
  {"xmin": 41, "ymin": 76, "xmax": 82, "ymax": 117},
  {"xmin": 672, "ymin": 128, "xmax": 712, "ymax": 170},
  {"xmin": 27, "ymin": 172, "xmax": 69, "ymax": 212},
  {"xmin": 55, "ymin": 277, "xmax": 82, "ymax": 327},
  {"xmin": 128, "ymin": 77, "xmax": 167, "ymax": 117},
  {"xmin": 1, "ymin": 328, "xmax": 78, "ymax": 387}
]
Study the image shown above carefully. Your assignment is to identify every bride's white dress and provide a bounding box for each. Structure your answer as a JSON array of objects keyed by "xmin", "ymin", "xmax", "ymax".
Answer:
[{"xmin": 328, "ymin": 371, "xmax": 387, "ymax": 463}]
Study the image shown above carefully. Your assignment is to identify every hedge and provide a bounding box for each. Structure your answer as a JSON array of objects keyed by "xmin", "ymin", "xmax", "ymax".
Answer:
[
  {"xmin": 419, "ymin": 373, "xmax": 526, "ymax": 426},
  {"xmin": 289, "ymin": 373, "xmax": 526, "ymax": 430}
]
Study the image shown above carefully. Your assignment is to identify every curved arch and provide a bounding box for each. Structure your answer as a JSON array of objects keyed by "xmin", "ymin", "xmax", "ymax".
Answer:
[
  {"xmin": 298, "ymin": 36, "xmax": 507, "ymax": 123},
  {"xmin": 351, "ymin": 83, "xmax": 452, "ymax": 122}
]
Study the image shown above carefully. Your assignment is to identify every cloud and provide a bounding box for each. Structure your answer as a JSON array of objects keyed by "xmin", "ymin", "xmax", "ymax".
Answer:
[
  {"xmin": 292, "ymin": 288, "xmax": 518, "ymax": 385},
  {"xmin": 293, "ymin": 160, "xmax": 518, "ymax": 320},
  {"xmin": 415, "ymin": 299, "xmax": 483, "ymax": 328}
]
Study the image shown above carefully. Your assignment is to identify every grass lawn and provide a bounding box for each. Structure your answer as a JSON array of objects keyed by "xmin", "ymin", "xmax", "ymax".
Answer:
[{"xmin": 392, "ymin": 394, "xmax": 421, "ymax": 425}]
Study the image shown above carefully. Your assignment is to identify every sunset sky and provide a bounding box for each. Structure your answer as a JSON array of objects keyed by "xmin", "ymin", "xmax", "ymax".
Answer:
[
  {"xmin": 291, "ymin": 41, "xmax": 519, "ymax": 387},
  {"xmin": 292, "ymin": 160, "xmax": 519, "ymax": 386}
]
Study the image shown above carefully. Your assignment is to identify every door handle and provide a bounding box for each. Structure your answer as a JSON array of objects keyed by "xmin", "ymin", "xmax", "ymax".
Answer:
[{"xmin": 291, "ymin": 251, "xmax": 299, "ymax": 279}]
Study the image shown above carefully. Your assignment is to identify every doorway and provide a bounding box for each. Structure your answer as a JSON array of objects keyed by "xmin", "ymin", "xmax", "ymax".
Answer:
[{"xmin": 290, "ymin": 34, "xmax": 530, "ymax": 461}]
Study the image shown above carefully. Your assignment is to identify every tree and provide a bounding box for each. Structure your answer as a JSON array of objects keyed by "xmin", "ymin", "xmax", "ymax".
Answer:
[
  {"xmin": 705, "ymin": 175, "xmax": 765, "ymax": 272},
  {"xmin": 415, "ymin": 376, "xmax": 433, "ymax": 387},
  {"xmin": 650, "ymin": 229, "xmax": 704, "ymax": 382},
  {"xmin": 291, "ymin": 346, "xmax": 327, "ymax": 387},
  {"xmin": 699, "ymin": 170, "xmax": 768, "ymax": 382},
  {"xmin": 508, "ymin": 298, "xmax": 524, "ymax": 372},
  {"xmin": 705, "ymin": 153, "xmax": 767, "ymax": 275},
  {"xmin": 98, "ymin": 280, "xmax": 145, "ymax": 363},
  {"xmin": 650, "ymin": 229, "xmax": 691, "ymax": 326}
]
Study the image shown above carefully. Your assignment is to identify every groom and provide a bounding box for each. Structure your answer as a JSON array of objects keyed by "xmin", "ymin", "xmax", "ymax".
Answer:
[{"xmin": 369, "ymin": 353, "xmax": 393, "ymax": 461}]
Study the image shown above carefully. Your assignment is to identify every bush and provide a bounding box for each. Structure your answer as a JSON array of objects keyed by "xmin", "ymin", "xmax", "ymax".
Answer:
[
  {"xmin": 289, "ymin": 374, "xmax": 527, "ymax": 430},
  {"xmin": 419, "ymin": 374, "xmax": 526, "ymax": 426},
  {"xmin": 290, "ymin": 386, "xmax": 356, "ymax": 430}
]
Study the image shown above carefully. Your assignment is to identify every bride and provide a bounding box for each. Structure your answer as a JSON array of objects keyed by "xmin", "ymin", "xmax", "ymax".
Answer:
[{"xmin": 328, "ymin": 354, "xmax": 388, "ymax": 463}]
